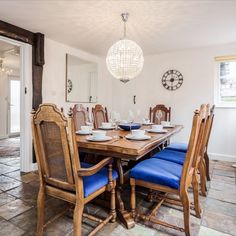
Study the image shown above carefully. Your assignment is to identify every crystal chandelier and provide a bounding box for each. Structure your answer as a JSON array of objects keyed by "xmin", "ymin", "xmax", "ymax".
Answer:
[{"xmin": 106, "ymin": 13, "xmax": 144, "ymax": 83}]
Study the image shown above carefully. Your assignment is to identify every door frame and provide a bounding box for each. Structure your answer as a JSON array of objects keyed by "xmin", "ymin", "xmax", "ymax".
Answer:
[{"xmin": 0, "ymin": 35, "xmax": 33, "ymax": 172}]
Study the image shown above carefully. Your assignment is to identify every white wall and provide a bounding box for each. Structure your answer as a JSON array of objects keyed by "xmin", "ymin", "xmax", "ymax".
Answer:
[
  {"xmin": 42, "ymin": 38, "xmax": 236, "ymax": 160},
  {"xmin": 0, "ymin": 71, "xmax": 9, "ymax": 138},
  {"xmin": 43, "ymin": 38, "xmax": 112, "ymax": 118},
  {"xmin": 111, "ymin": 43, "xmax": 236, "ymax": 161}
]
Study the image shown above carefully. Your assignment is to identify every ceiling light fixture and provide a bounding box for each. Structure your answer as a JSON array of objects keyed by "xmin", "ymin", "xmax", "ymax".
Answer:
[{"xmin": 106, "ymin": 13, "xmax": 144, "ymax": 83}]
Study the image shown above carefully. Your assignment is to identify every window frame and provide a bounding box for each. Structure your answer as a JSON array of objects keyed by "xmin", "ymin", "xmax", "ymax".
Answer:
[{"xmin": 214, "ymin": 55, "xmax": 236, "ymax": 108}]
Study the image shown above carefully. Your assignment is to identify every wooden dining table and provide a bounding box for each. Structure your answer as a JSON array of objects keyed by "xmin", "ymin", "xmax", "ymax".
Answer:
[{"xmin": 76, "ymin": 125, "xmax": 183, "ymax": 229}]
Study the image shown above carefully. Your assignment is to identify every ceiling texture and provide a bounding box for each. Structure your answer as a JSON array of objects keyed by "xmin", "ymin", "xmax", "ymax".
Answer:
[{"xmin": 0, "ymin": 0, "xmax": 236, "ymax": 56}]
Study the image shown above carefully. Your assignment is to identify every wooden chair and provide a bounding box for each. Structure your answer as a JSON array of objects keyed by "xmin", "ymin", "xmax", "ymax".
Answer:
[
  {"xmin": 31, "ymin": 103, "xmax": 117, "ymax": 236},
  {"xmin": 92, "ymin": 104, "xmax": 109, "ymax": 129},
  {"xmin": 204, "ymin": 105, "xmax": 215, "ymax": 181},
  {"xmin": 163, "ymin": 104, "xmax": 215, "ymax": 191},
  {"xmin": 149, "ymin": 104, "xmax": 171, "ymax": 124},
  {"xmin": 71, "ymin": 104, "xmax": 90, "ymax": 130},
  {"xmin": 130, "ymin": 105, "xmax": 206, "ymax": 236}
]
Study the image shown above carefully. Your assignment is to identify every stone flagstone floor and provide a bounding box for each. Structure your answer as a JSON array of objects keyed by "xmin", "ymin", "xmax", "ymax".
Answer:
[{"xmin": 0, "ymin": 137, "xmax": 236, "ymax": 236}]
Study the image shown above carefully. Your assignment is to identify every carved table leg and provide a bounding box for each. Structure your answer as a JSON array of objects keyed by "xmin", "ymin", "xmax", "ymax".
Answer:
[{"xmin": 115, "ymin": 159, "xmax": 135, "ymax": 229}]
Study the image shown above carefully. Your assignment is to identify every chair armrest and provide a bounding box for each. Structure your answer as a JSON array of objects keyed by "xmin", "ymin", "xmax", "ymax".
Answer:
[{"xmin": 77, "ymin": 157, "xmax": 113, "ymax": 177}]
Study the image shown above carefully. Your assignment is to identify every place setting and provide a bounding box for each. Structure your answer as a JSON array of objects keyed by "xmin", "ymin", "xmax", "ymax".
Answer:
[
  {"xmin": 86, "ymin": 130, "xmax": 113, "ymax": 142},
  {"xmin": 161, "ymin": 121, "xmax": 175, "ymax": 128},
  {"xmin": 98, "ymin": 122, "xmax": 116, "ymax": 130},
  {"xmin": 146, "ymin": 124, "xmax": 168, "ymax": 133},
  {"xmin": 76, "ymin": 125, "xmax": 93, "ymax": 135},
  {"xmin": 125, "ymin": 129, "xmax": 151, "ymax": 141}
]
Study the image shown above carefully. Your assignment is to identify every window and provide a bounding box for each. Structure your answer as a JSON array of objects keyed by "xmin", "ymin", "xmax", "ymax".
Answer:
[{"xmin": 215, "ymin": 56, "xmax": 236, "ymax": 107}]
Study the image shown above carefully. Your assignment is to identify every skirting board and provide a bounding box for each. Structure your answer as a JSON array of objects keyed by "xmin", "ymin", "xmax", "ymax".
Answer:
[{"xmin": 209, "ymin": 153, "xmax": 236, "ymax": 163}]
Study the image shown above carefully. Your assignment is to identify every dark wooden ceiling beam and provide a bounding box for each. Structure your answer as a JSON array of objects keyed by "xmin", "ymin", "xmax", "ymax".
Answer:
[{"xmin": 0, "ymin": 19, "xmax": 45, "ymax": 110}]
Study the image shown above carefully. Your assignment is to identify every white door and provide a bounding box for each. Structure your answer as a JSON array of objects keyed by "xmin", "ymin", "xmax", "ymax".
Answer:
[{"xmin": 9, "ymin": 79, "xmax": 20, "ymax": 135}]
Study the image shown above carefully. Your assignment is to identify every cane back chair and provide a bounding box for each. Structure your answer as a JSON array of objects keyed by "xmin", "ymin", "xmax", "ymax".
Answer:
[
  {"xmin": 71, "ymin": 104, "xmax": 90, "ymax": 131},
  {"xmin": 31, "ymin": 104, "xmax": 117, "ymax": 236},
  {"xmin": 149, "ymin": 104, "xmax": 171, "ymax": 124},
  {"xmin": 130, "ymin": 105, "xmax": 206, "ymax": 236},
  {"xmin": 92, "ymin": 104, "xmax": 109, "ymax": 129}
]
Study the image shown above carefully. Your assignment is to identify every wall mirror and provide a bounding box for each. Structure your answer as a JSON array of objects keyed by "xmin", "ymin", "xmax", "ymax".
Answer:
[{"xmin": 66, "ymin": 54, "xmax": 98, "ymax": 103}]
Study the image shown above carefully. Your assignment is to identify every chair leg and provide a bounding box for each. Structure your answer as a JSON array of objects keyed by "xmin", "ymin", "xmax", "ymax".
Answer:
[
  {"xmin": 130, "ymin": 178, "xmax": 136, "ymax": 218},
  {"xmin": 181, "ymin": 189, "xmax": 190, "ymax": 236},
  {"xmin": 110, "ymin": 181, "xmax": 116, "ymax": 223},
  {"xmin": 192, "ymin": 172, "xmax": 201, "ymax": 218},
  {"xmin": 73, "ymin": 201, "xmax": 84, "ymax": 236},
  {"xmin": 36, "ymin": 185, "xmax": 45, "ymax": 236},
  {"xmin": 204, "ymin": 152, "xmax": 211, "ymax": 181},
  {"xmin": 199, "ymin": 161, "xmax": 207, "ymax": 197}
]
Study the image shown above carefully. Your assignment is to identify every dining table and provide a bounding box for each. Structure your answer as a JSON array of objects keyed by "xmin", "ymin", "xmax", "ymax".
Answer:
[{"xmin": 76, "ymin": 124, "xmax": 183, "ymax": 229}]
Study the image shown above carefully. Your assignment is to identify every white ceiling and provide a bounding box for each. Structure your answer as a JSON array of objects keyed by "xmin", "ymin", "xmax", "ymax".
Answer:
[{"xmin": 0, "ymin": 0, "xmax": 236, "ymax": 56}]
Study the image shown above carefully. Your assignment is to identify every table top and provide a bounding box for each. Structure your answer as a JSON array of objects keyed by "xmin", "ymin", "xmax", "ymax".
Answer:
[{"xmin": 76, "ymin": 125, "xmax": 183, "ymax": 161}]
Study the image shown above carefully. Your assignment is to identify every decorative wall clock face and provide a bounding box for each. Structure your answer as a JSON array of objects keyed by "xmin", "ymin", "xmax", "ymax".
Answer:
[
  {"xmin": 67, "ymin": 79, "xmax": 73, "ymax": 93},
  {"xmin": 162, "ymin": 70, "xmax": 183, "ymax": 91}
]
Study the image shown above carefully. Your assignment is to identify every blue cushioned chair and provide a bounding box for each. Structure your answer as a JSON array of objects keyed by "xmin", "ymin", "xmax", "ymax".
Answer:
[
  {"xmin": 153, "ymin": 104, "xmax": 213, "ymax": 197},
  {"xmin": 166, "ymin": 142, "xmax": 188, "ymax": 152},
  {"xmin": 130, "ymin": 105, "xmax": 207, "ymax": 236},
  {"xmin": 152, "ymin": 149, "xmax": 185, "ymax": 165},
  {"xmin": 165, "ymin": 105, "xmax": 215, "ymax": 182},
  {"xmin": 32, "ymin": 104, "xmax": 117, "ymax": 236}
]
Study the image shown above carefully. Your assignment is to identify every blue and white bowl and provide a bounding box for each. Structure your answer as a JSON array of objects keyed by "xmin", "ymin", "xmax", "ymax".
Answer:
[{"xmin": 118, "ymin": 123, "xmax": 141, "ymax": 131}]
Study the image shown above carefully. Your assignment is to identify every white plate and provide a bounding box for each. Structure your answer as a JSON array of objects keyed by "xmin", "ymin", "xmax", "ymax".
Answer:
[
  {"xmin": 86, "ymin": 136, "xmax": 112, "ymax": 142},
  {"xmin": 98, "ymin": 126, "xmax": 116, "ymax": 130},
  {"xmin": 146, "ymin": 129, "xmax": 168, "ymax": 133},
  {"xmin": 142, "ymin": 122, "xmax": 154, "ymax": 126},
  {"xmin": 163, "ymin": 125, "xmax": 175, "ymax": 128},
  {"xmin": 125, "ymin": 134, "xmax": 151, "ymax": 141},
  {"xmin": 76, "ymin": 130, "xmax": 92, "ymax": 135}
]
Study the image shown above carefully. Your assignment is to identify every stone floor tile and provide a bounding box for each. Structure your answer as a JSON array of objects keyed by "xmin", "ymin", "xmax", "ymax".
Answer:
[
  {"xmin": 6, "ymin": 183, "xmax": 39, "ymax": 206},
  {"xmin": 10, "ymin": 198, "xmax": 68, "ymax": 232},
  {"xmin": 202, "ymin": 211, "xmax": 236, "ymax": 235},
  {"xmin": 0, "ymin": 157, "xmax": 20, "ymax": 164},
  {"xmin": 0, "ymin": 192, "xmax": 16, "ymax": 206},
  {"xmin": 211, "ymin": 174, "xmax": 235, "ymax": 185},
  {"xmin": 0, "ymin": 217, "xmax": 25, "ymax": 236},
  {"xmin": 0, "ymin": 163, "xmax": 20, "ymax": 175},
  {"xmin": 204, "ymin": 197, "xmax": 236, "ymax": 218},
  {"xmin": 110, "ymin": 223, "xmax": 156, "ymax": 236},
  {"xmin": 44, "ymin": 215, "xmax": 73, "ymax": 236},
  {"xmin": 198, "ymin": 226, "xmax": 231, "ymax": 236},
  {"xmin": 212, "ymin": 168, "xmax": 235, "ymax": 178},
  {"xmin": 0, "ymin": 175, "xmax": 22, "ymax": 191},
  {"xmin": 0, "ymin": 199, "xmax": 32, "ymax": 220},
  {"xmin": 208, "ymin": 188, "xmax": 236, "ymax": 204}
]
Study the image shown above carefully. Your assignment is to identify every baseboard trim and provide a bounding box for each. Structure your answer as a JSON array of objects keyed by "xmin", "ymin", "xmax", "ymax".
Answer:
[
  {"xmin": 209, "ymin": 153, "xmax": 236, "ymax": 163},
  {"xmin": 32, "ymin": 163, "xmax": 38, "ymax": 171},
  {"xmin": 0, "ymin": 135, "xmax": 8, "ymax": 140}
]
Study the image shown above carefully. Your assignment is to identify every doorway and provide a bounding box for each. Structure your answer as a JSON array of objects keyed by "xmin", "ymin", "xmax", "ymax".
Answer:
[
  {"xmin": 9, "ymin": 79, "xmax": 21, "ymax": 136},
  {"xmin": 0, "ymin": 36, "xmax": 33, "ymax": 172}
]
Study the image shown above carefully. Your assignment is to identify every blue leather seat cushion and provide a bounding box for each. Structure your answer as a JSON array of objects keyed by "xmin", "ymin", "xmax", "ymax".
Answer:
[
  {"xmin": 166, "ymin": 142, "xmax": 188, "ymax": 152},
  {"xmin": 130, "ymin": 158, "xmax": 182, "ymax": 189},
  {"xmin": 152, "ymin": 149, "xmax": 186, "ymax": 165},
  {"xmin": 81, "ymin": 162, "xmax": 118, "ymax": 198}
]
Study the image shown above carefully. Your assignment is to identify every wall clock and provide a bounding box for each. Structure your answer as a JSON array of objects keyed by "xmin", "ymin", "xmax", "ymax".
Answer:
[{"xmin": 162, "ymin": 69, "xmax": 183, "ymax": 91}]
